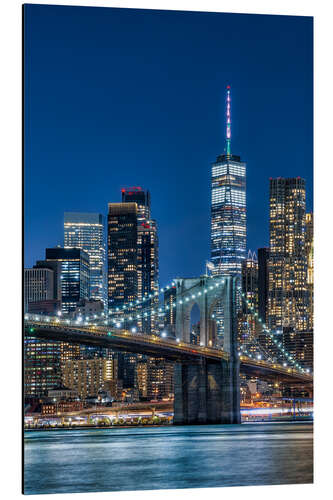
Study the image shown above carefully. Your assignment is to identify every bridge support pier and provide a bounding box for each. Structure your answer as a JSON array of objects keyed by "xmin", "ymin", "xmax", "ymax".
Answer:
[{"xmin": 173, "ymin": 357, "xmax": 240, "ymax": 425}]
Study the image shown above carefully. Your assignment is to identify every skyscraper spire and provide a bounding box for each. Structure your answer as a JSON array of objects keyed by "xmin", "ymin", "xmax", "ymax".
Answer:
[{"xmin": 226, "ymin": 85, "xmax": 231, "ymax": 157}]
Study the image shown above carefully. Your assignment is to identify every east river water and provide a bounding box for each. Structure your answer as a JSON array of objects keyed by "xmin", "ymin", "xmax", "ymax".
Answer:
[{"xmin": 24, "ymin": 422, "xmax": 313, "ymax": 495}]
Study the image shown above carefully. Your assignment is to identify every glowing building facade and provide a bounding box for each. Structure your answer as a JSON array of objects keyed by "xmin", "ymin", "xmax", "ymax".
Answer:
[
  {"xmin": 119, "ymin": 187, "xmax": 159, "ymax": 334},
  {"xmin": 305, "ymin": 212, "xmax": 314, "ymax": 331},
  {"xmin": 61, "ymin": 357, "xmax": 117, "ymax": 400},
  {"xmin": 108, "ymin": 203, "xmax": 138, "ymax": 309},
  {"xmin": 239, "ymin": 251, "xmax": 259, "ymax": 353},
  {"xmin": 210, "ymin": 86, "xmax": 246, "ymax": 277},
  {"xmin": 64, "ymin": 212, "xmax": 107, "ymax": 309},
  {"xmin": 210, "ymin": 86, "xmax": 246, "ymax": 341},
  {"xmin": 45, "ymin": 247, "xmax": 90, "ymax": 314},
  {"xmin": 267, "ymin": 178, "xmax": 309, "ymax": 358}
]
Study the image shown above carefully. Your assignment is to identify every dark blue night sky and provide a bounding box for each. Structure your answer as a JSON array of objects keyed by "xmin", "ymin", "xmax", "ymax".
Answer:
[{"xmin": 24, "ymin": 4, "xmax": 313, "ymax": 286}]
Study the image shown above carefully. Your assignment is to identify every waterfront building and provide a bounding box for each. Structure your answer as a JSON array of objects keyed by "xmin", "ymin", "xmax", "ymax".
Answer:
[
  {"xmin": 48, "ymin": 387, "xmax": 78, "ymax": 401},
  {"xmin": 268, "ymin": 177, "xmax": 309, "ymax": 360},
  {"xmin": 24, "ymin": 339, "xmax": 62, "ymax": 398},
  {"xmin": 41, "ymin": 400, "xmax": 84, "ymax": 416},
  {"xmin": 64, "ymin": 212, "xmax": 107, "ymax": 308},
  {"xmin": 24, "ymin": 267, "xmax": 55, "ymax": 312},
  {"xmin": 45, "ymin": 247, "xmax": 90, "ymax": 314},
  {"xmin": 24, "ymin": 264, "xmax": 63, "ymax": 399},
  {"xmin": 136, "ymin": 358, "xmax": 174, "ymax": 400},
  {"xmin": 61, "ymin": 357, "xmax": 117, "ymax": 400}
]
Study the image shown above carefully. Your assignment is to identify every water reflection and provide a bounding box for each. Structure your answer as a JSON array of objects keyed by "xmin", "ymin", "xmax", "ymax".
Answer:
[{"xmin": 24, "ymin": 422, "xmax": 313, "ymax": 494}]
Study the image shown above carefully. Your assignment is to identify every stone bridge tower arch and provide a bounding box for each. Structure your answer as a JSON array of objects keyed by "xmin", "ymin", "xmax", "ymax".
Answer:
[
  {"xmin": 174, "ymin": 275, "xmax": 237, "ymax": 354},
  {"xmin": 173, "ymin": 275, "xmax": 240, "ymax": 425}
]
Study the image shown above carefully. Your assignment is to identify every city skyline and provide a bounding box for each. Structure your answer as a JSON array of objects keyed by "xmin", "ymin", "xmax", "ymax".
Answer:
[
  {"xmin": 24, "ymin": 5, "xmax": 313, "ymax": 287},
  {"xmin": 23, "ymin": 6, "xmax": 313, "ymax": 495}
]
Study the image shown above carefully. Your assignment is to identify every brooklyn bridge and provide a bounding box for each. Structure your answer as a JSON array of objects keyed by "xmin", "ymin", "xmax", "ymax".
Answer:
[{"xmin": 24, "ymin": 275, "xmax": 313, "ymax": 425}]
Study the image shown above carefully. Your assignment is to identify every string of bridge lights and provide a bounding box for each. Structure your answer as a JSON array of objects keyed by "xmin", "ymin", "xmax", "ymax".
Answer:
[
  {"xmin": 24, "ymin": 276, "xmax": 311, "ymax": 377},
  {"xmin": 60, "ymin": 277, "xmax": 227, "ymax": 325},
  {"xmin": 240, "ymin": 291, "xmax": 311, "ymax": 375},
  {"xmin": 106, "ymin": 277, "xmax": 227, "ymax": 318}
]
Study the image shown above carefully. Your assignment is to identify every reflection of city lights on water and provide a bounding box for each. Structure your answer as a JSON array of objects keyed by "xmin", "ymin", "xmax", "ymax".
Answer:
[{"xmin": 241, "ymin": 407, "xmax": 313, "ymax": 416}]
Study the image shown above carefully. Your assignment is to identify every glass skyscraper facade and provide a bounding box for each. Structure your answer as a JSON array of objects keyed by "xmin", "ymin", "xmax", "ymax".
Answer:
[
  {"xmin": 45, "ymin": 247, "xmax": 90, "ymax": 314},
  {"xmin": 109, "ymin": 187, "xmax": 159, "ymax": 334},
  {"xmin": 305, "ymin": 212, "xmax": 313, "ymax": 332},
  {"xmin": 211, "ymin": 154, "xmax": 247, "ymax": 276},
  {"xmin": 267, "ymin": 178, "xmax": 310, "ymax": 366},
  {"xmin": 210, "ymin": 87, "xmax": 246, "ymax": 277},
  {"xmin": 64, "ymin": 212, "xmax": 107, "ymax": 309},
  {"xmin": 268, "ymin": 177, "xmax": 308, "ymax": 334},
  {"xmin": 108, "ymin": 203, "xmax": 139, "ymax": 309},
  {"xmin": 210, "ymin": 87, "xmax": 246, "ymax": 341}
]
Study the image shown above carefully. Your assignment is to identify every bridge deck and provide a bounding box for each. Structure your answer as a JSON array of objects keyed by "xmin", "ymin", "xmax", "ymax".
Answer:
[{"xmin": 24, "ymin": 320, "xmax": 313, "ymax": 384}]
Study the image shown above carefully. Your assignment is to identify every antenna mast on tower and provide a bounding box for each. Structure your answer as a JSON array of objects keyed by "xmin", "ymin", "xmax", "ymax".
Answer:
[{"xmin": 226, "ymin": 85, "xmax": 231, "ymax": 157}]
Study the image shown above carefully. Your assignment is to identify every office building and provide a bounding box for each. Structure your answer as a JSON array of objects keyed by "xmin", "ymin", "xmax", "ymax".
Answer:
[
  {"xmin": 108, "ymin": 190, "xmax": 159, "ymax": 334},
  {"xmin": 121, "ymin": 187, "xmax": 150, "ymax": 222},
  {"xmin": 258, "ymin": 248, "xmax": 270, "ymax": 323},
  {"xmin": 64, "ymin": 212, "xmax": 107, "ymax": 308},
  {"xmin": 210, "ymin": 86, "xmax": 246, "ymax": 340},
  {"xmin": 210, "ymin": 86, "xmax": 246, "ymax": 277},
  {"xmin": 305, "ymin": 213, "xmax": 314, "ymax": 331},
  {"xmin": 268, "ymin": 177, "xmax": 309, "ymax": 361},
  {"xmin": 121, "ymin": 187, "xmax": 159, "ymax": 333},
  {"xmin": 45, "ymin": 247, "xmax": 90, "ymax": 314},
  {"xmin": 24, "ymin": 267, "xmax": 55, "ymax": 312},
  {"xmin": 163, "ymin": 286, "xmax": 177, "ymax": 337},
  {"xmin": 24, "ymin": 339, "xmax": 62, "ymax": 398},
  {"xmin": 239, "ymin": 251, "xmax": 259, "ymax": 352},
  {"xmin": 108, "ymin": 203, "xmax": 138, "ymax": 309}
]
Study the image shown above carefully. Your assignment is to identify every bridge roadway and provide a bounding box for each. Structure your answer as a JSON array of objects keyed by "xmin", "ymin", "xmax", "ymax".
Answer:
[{"xmin": 24, "ymin": 319, "xmax": 312, "ymax": 385}]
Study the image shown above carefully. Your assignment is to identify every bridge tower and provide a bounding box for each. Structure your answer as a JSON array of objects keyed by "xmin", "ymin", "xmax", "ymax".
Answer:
[{"xmin": 173, "ymin": 275, "xmax": 240, "ymax": 425}]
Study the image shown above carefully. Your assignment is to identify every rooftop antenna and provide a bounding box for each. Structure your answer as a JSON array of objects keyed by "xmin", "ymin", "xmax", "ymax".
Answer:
[{"xmin": 226, "ymin": 85, "xmax": 231, "ymax": 157}]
